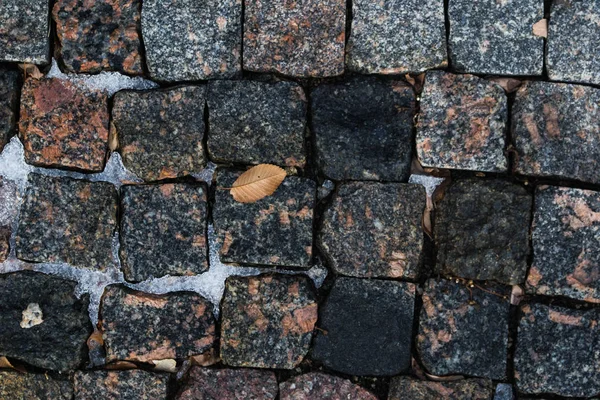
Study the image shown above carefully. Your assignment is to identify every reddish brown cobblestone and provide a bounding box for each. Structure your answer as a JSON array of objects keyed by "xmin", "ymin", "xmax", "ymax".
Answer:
[
  {"xmin": 176, "ymin": 367, "xmax": 278, "ymax": 399},
  {"xmin": 279, "ymin": 372, "xmax": 378, "ymax": 400},
  {"xmin": 388, "ymin": 377, "xmax": 493, "ymax": 400},
  {"xmin": 0, "ymin": 371, "xmax": 73, "ymax": 399},
  {"xmin": 74, "ymin": 370, "xmax": 169, "ymax": 400}
]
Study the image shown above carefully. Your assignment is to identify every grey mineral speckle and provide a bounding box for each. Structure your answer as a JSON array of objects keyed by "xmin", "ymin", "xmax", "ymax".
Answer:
[
  {"xmin": 0, "ymin": 372, "xmax": 72, "ymax": 400},
  {"xmin": 74, "ymin": 370, "xmax": 169, "ymax": 400},
  {"xmin": 494, "ymin": 383, "xmax": 515, "ymax": 400},
  {"xmin": 280, "ymin": 372, "xmax": 378, "ymax": 400},
  {"xmin": 388, "ymin": 377, "xmax": 494, "ymax": 400},
  {"xmin": 0, "ymin": 0, "xmax": 50, "ymax": 64}
]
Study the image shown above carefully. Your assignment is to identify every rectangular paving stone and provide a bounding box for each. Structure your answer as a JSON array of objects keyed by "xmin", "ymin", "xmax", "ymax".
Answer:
[
  {"xmin": 448, "ymin": 0, "xmax": 544, "ymax": 76},
  {"xmin": 0, "ymin": 371, "xmax": 72, "ymax": 400},
  {"xmin": 213, "ymin": 169, "xmax": 314, "ymax": 268},
  {"xmin": 74, "ymin": 370, "xmax": 168, "ymax": 400},
  {"xmin": 0, "ymin": 68, "xmax": 19, "ymax": 152},
  {"xmin": 120, "ymin": 183, "xmax": 208, "ymax": 282},
  {"xmin": 319, "ymin": 182, "xmax": 425, "ymax": 279},
  {"xmin": 280, "ymin": 372, "xmax": 378, "ymax": 400},
  {"xmin": 207, "ymin": 80, "xmax": 307, "ymax": 167},
  {"xmin": 0, "ymin": 0, "xmax": 50, "ymax": 64},
  {"xmin": 312, "ymin": 77, "xmax": 415, "ymax": 181},
  {"xmin": 528, "ymin": 186, "xmax": 600, "ymax": 303},
  {"xmin": 244, "ymin": 0, "xmax": 346, "ymax": 77},
  {"xmin": 346, "ymin": 0, "xmax": 447, "ymax": 74},
  {"xmin": 515, "ymin": 303, "xmax": 600, "ymax": 397},
  {"xmin": 512, "ymin": 81, "xmax": 600, "ymax": 184},
  {"xmin": 417, "ymin": 71, "xmax": 508, "ymax": 173},
  {"xmin": 15, "ymin": 174, "xmax": 118, "ymax": 271},
  {"xmin": 113, "ymin": 86, "xmax": 206, "ymax": 181},
  {"xmin": 142, "ymin": 0, "xmax": 241, "ymax": 81},
  {"xmin": 417, "ymin": 279, "xmax": 510, "ymax": 380},
  {"xmin": 388, "ymin": 377, "xmax": 493, "ymax": 400}
]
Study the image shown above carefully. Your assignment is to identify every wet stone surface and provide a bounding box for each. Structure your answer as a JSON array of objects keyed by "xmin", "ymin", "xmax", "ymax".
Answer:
[
  {"xmin": 528, "ymin": 186, "xmax": 600, "ymax": 303},
  {"xmin": 244, "ymin": 0, "xmax": 345, "ymax": 77},
  {"xmin": 53, "ymin": 0, "xmax": 143, "ymax": 74},
  {"xmin": 279, "ymin": 372, "xmax": 378, "ymax": 400},
  {"xmin": 312, "ymin": 77, "xmax": 415, "ymax": 181},
  {"xmin": 19, "ymin": 77, "xmax": 110, "ymax": 172},
  {"xmin": 0, "ymin": 0, "xmax": 50, "ymax": 64},
  {"xmin": 312, "ymin": 277, "xmax": 415, "ymax": 376},
  {"xmin": 417, "ymin": 71, "xmax": 508, "ymax": 173},
  {"xmin": 417, "ymin": 279, "xmax": 510, "ymax": 380},
  {"xmin": 0, "ymin": 271, "xmax": 92, "ymax": 372},
  {"xmin": 319, "ymin": 182, "xmax": 425, "ymax": 279},
  {"xmin": 74, "ymin": 370, "xmax": 169, "ymax": 400},
  {"xmin": 142, "ymin": 0, "xmax": 241, "ymax": 81},
  {"xmin": 113, "ymin": 86, "xmax": 206, "ymax": 181},
  {"xmin": 448, "ymin": 0, "xmax": 544, "ymax": 76},
  {"xmin": 16, "ymin": 174, "xmax": 118, "ymax": 271},
  {"xmin": 435, "ymin": 179, "xmax": 532, "ymax": 285},
  {"xmin": 347, "ymin": 0, "xmax": 446, "ymax": 74},
  {"xmin": 515, "ymin": 303, "xmax": 600, "ymax": 398},
  {"xmin": 0, "ymin": 68, "xmax": 19, "ymax": 152},
  {"xmin": 120, "ymin": 183, "xmax": 208, "ymax": 282},
  {"xmin": 100, "ymin": 285, "xmax": 216, "ymax": 363},
  {"xmin": 214, "ymin": 169, "xmax": 314, "ymax": 268},
  {"xmin": 512, "ymin": 81, "xmax": 600, "ymax": 184},
  {"xmin": 0, "ymin": 371, "xmax": 73, "ymax": 400},
  {"xmin": 207, "ymin": 80, "xmax": 307, "ymax": 167},
  {"xmin": 388, "ymin": 377, "xmax": 494, "ymax": 400},
  {"xmin": 220, "ymin": 274, "xmax": 317, "ymax": 369}
]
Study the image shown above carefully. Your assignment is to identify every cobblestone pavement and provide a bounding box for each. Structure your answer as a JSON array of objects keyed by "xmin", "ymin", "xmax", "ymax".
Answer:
[{"xmin": 0, "ymin": 0, "xmax": 599, "ymax": 399}]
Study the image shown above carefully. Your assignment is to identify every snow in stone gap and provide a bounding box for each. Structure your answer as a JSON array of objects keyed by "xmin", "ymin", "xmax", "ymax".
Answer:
[{"xmin": 409, "ymin": 174, "xmax": 446, "ymax": 197}]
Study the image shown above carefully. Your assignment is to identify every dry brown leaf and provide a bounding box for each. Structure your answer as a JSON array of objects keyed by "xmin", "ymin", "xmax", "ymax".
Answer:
[
  {"xmin": 425, "ymin": 373, "xmax": 465, "ymax": 382},
  {"xmin": 190, "ymin": 348, "xmax": 220, "ymax": 366},
  {"xmin": 490, "ymin": 77, "xmax": 522, "ymax": 93},
  {"xmin": 405, "ymin": 73, "xmax": 426, "ymax": 94},
  {"xmin": 0, "ymin": 356, "xmax": 16, "ymax": 370},
  {"xmin": 18, "ymin": 63, "xmax": 43, "ymax": 80},
  {"xmin": 151, "ymin": 359, "xmax": 177, "ymax": 373},
  {"xmin": 109, "ymin": 122, "xmax": 119, "ymax": 151},
  {"xmin": 533, "ymin": 19, "xmax": 548, "ymax": 38},
  {"xmin": 511, "ymin": 285, "xmax": 524, "ymax": 305},
  {"xmin": 105, "ymin": 361, "xmax": 138, "ymax": 370},
  {"xmin": 230, "ymin": 164, "xmax": 286, "ymax": 203}
]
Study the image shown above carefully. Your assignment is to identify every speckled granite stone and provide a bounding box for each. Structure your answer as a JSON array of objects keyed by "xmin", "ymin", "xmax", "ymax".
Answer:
[
  {"xmin": 347, "ymin": 0, "xmax": 446, "ymax": 74},
  {"xmin": 214, "ymin": 169, "xmax": 314, "ymax": 268},
  {"xmin": 244, "ymin": 0, "xmax": 345, "ymax": 77},
  {"xmin": 547, "ymin": 0, "xmax": 600, "ymax": 85},
  {"xmin": 448, "ymin": 0, "xmax": 544, "ymax": 76},
  {"xmin": 74, "ymin": 370, "xmax": 169, "ymax": 400},
  {"xmin": 113, "ymin": 86, "xmax": 206, "ymax": 181},
  {"xmin": 0, "ymin": 226, "xmax": 9, "ymax": 262},
  {"xmin": 0, "ymin": 68, "xmax": 19, "ymax": 152},
  {"xmin": 120, "ymin": 184, "xmax": 208, "ymax": 282},
  {"xmin": 0, "ymin": 372, "xmax": 72, "ymax": 400},
  {"xmin": 176, "ymin": 367, "xmax": 278, "ymax": 400},
  {"xmin": 313, "ymin": 277, "xmax": 415, "ymax": 376},
  {"xmin": 142, "ymin": 0, "xmax": 241, "ymax": 81},
  {"xmin": 417, "ymin": 279, "xmax": 510, "ymax": 380},
  {"xmin": 0, "ymin": 271, "xmax": 92, "ymax": 372},
  {"xmin": 280, "ymin": 372, "xmax": 378, "ymax": 400},
  {"xmin": 207, "ymin": 80, "xmax": 307, "ymax": 167},
  {"xmin": 417, "ymin": 71, "xmax": 508, "ymax": 173},
  {"xmin": 319, "ymin": 182, "xmax": 425, "ymax": 279},
  {"xmin": 100, "ymin": 285, "xmax": 216, "ymax": 362},
  {"xmin": 512, "ymin": 81, "xmax": 600, "ymax": 184},
  {"xmin": 388, "ymin": 377, "xmax": 494, "ymax": 400},
  {"xmin": 527, "ymin": 186, "xmax": 600, "ymax": 303},
  {"xmin": 53, "ymin": 0, "xmax": 143, "ymax": 74},
  {"xmin": 16, "ymin": 174, "xmax": 118, "ymax": 271},
  {"xmin": 0, "ymin": 0, "xmax": 50, "ymax": 63},
  {"xmin": 494, "ymin": 383, "xmax": 514, "ymax": 400},
  {"xmin": 220, "ymin": 274, "xmax": 317, "ymax": 369},
  {"xmin": 435, "ymin": 179, "xmax": 532, "ymax": 285},
  {"xmin": 0, "ymin": 177, "xmax": 17, "ymax": 262},
  {"xmin": 312, "ymin": 77, "xmax": 415, "ymax": 181},
  {"xmin": 19, "ymin": 78, "xmax": 110, "ymax": 172},
  {"xmin": 515, "ymin": 303, "xmax": 600, "ymax": 397}
]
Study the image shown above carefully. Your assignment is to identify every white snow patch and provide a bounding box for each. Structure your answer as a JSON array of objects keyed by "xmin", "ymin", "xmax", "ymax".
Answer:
[{"xmin": 409, "ymin": 174, "xmax": 446, "ymax": 197}]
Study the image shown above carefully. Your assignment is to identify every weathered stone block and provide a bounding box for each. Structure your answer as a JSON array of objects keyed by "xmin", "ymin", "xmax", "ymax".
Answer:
[
  {"xmin": 0, "ymin": 68, "xmax": 19, "ymax": 152},
  {"xmin": 280, "ymin": 372, "xmax": 378, "ymax": 400},
  {"xmin": 74, "ymin": 370, "xmax": 169, "ymax": 400},
  {"xmin": 0, "ymin": 371, "xmax": 72, "ymax": 400},
  {"xmin": 388, "ymin": 377, "xmax": 494, "ymax": 400},
  {"xmin": 0, "ymin": 0, "xmax": 50, "ymax": 64}
]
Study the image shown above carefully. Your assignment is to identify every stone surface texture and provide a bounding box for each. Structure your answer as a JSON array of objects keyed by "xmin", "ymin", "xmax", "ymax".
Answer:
[
  {"xmin": 417, "ymin": 71, "xmax": 508, "ymax": 172},
  {"xmin": 207, "ymin": 80, "xmax": 307, "ymax": 167},
  {"xmin": 279, "ymin": 372, "xmax": 378, "ymax": 400},
  {"xmin": 388, "ymin": 377, "xmax": 494, "ymax": 400},
  {"xmin": 0, "ymin": 371, "xmax": 73, "ymax": 400},
  {"xmin": 0, "ymin": 68, "xmax": 19, "ymax": 152},
  {"xmin": 74, "ymin": 370, "xmax": 169, "ymax": 400},
  {"xmin": 0, "ymin": 177, "xmax": 17, "ymax": 262},
  {"xmin": 0, "ymin": 226, "xmax": 9, "ymax": 262},
  {"xmin": 312, "ymin": 77, "xmax": 415, "ymax": 181},
  {"xmin": 0, "ymin": 0, "xmax": 49, "ymax": 63}
]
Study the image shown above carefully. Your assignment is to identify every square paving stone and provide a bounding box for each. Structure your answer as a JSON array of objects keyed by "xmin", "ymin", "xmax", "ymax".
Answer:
[
  {"xmin": 280, "ymin": 372, "xmax": 378, "ymax": 400},
  {"xmin": 19, "ymin": 77, "xmax": 110, "ymax": 172},
  {"xmin": 319, "ymin": 182, "xmax": 426, "ymax": 279},
  {"xmin": 416, "ymin": 71, "xmax": 508, "ymax": 173},
  {"xmin": 244, "ymin": 0, "xmax": 346, "ymax": 77},
  {"xmin": 207, "ymin": 80, "xmax": 307, "ymax": 168},
  {"xmin": 448, "ymin": 0, "xmax": 544, "ymax": 76},
  {"xmin": 100, "ymin": 285, "xmax": 216, "ymax": 363},
  {"xmin": 435, "ymin": 179, "xmax": 532, "ymax": 285},
  {"xmin": 312, "ymin": 77, "xmax": 415, "ymax": 181},
  {"xmin": 0, "ymin": 271, "xmax": 92, "ymax": 372},
  {"xmin": 113, "ymin": 86, "xmax": 206, "ymax": 181},
  {"xmin": 0, "ymin": 68, "xmax": 19, "ymax": 152},
  {"xmin": 15, "ymin": 174, "xmax": 118, "ymax": 271},
  {"xmin": 74, "ymin": 370, "xmax": 169, "ymax": 400},
  {"xmin": 515, "ymin": 303, "xmax": 600, "ymax": 397},
  {"xmin": 120, "ymin": 183, "xmax": 208, "ymax": 282},
  {"xmin": 547, "ymin": 0, "xmax": 600, "ymax": 85},
  {"xmin": 527, "ymin": 186, "xmax": 600, "ymax": 303},
  {"xmin": 0, "ymin": 371, "xmax": 72, "ymax": 400},
  {"xmin": 176, "ymin": 367, "xmax": 278, "ymax": 400},
  {"xmin": 53, "ymin": 0, "xmax": 143, "ymax": 74},
  {"xmin": 0, "ymin": 0, "xmax": 50, "ymax": 64},
  {"xmin": 512, "ymin": 81, "xmax": 600, "ymax": 184},
  {"xmin": 346, "ymin": 0, "xmax": 447, "ymax": 74},
  {"xmin": 417, "ymin": 279, "xmax": 510, "ymax": 380},
  {"xmin": 214, "ymin": 169, "xmax": 315, "ymax": 268},
  {"xmin": 312, "ymin": 277, "xmax": 415, "ymax": 376},
  {"xmin": 220, "ymin": 274, "xmax": 318, "ymax": 369},
  {"xmin": 388, "ymin": 377, "xmax": 493, "ymax": 400},
  {"xmin": 142, "ymin": 0, "xmax": 241, "ymax": 81}
]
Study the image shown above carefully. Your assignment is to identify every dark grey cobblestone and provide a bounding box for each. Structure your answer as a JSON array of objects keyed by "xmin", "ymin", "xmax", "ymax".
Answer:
[
  {"xmin": 0, "ymin": 0, "xmax": 50, "ymax": 64},
  {"xmin": 0, "ymin": 68, "xmax": 19, "ymax": 152},
  {"xmin": 0, "ymin": 371, "xmax": 72, "ymax": 400},
  {"xmin": 74, "ymin": 370, "xmax": 169, "ymax": 400}
]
